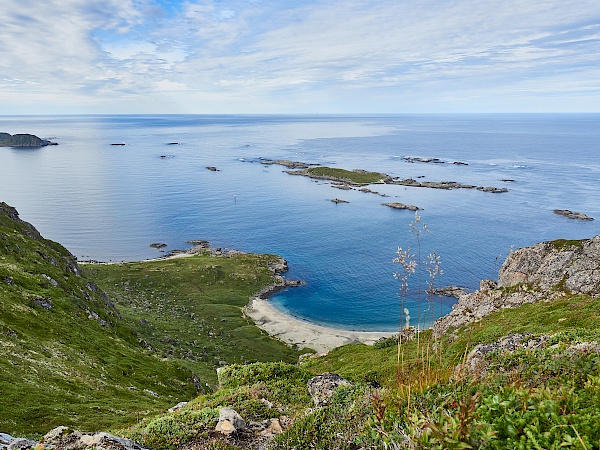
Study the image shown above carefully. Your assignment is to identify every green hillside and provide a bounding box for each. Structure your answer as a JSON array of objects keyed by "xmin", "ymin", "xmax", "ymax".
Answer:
[
  {"xmin": 0, "ymin": 203, "xmax": 304, "ymax": 436},
  {"xmin": 122, "ymin": 287, "xmax": 600, "ymax": 449},
  {"xmin": 3, "ymin": 199, "xmax": 600, "ymax": 449}
]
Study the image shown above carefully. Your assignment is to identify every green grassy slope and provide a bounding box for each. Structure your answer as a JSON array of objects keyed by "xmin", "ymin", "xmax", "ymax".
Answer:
[
  {"xmin": 124, "ymin": 284, "xmax": 600, "ymax": 449},
  {"xmin": 0, "ymin": 203, "xmax": 304, "ymax": 436},
  {"xmin": 0, "ymin": 202, "xmax": 197, "ymax": 434},
  {"xmin": 85, "ymin": 254, "xmax": 307, "ymax": 387}
]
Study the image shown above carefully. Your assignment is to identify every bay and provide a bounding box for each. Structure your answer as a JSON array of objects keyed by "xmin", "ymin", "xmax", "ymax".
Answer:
[{"xmin": 1, "ymin": 114, "xmax": 599, "ymax": 331}]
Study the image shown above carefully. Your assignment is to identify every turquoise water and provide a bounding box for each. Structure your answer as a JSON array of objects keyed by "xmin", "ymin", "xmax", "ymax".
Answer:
[{"xmin": 1, "ymin": 114, "xmax": 599, "ymax": 331}]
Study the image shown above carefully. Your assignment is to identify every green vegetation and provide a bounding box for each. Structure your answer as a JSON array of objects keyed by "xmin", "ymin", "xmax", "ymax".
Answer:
[
  {"xmin": 552, "ymin": 238, "xmax": 585, "ymax": 250},
  {"xmin": 85, "ymin": 254, "xmax": 307, "ymax": 386},
  {"xmin": 111, "ymin": 291, "xmax": 600, "ymax": 449},
  {"xmin": 0, "ymin": 202, "xmax": 304, "ymax": 435},
  {"xmin": 302, "ymin": 166, "xmax": 388, "ymax": 185},
  {"xmin": 4, "ymin": 199, "xmax": 600, "ymax": 449},
  {"xmin": 126, "ymin": 363, "xmax": 314, "ymax": 449}
]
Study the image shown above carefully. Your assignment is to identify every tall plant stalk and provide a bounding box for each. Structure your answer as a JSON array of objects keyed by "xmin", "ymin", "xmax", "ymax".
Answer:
[{"xmin": 394, "ymin": 212, "xmax": 444, "ymax": 390}]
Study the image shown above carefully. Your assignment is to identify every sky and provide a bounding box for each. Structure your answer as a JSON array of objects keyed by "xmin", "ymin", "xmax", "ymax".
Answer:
[{"xmin": 1, "ymin": 0, "xmax": 599, "ymax": 114}]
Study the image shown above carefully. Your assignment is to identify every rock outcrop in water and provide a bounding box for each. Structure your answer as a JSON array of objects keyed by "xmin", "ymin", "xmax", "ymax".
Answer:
[
  {"xmin": 433, "ymin": 236, "xmax": 600, "ymax": 338},
  {"xmin": 383, "ymin": 202, "xmax": 422, "ymax": 211},
  {"xmin": 553, "ymin": 209, "xmax": 594, "ymax": 220},
  {"xmin": 0, "ymin": 133, "xmax": 57, "ymax": 147}
]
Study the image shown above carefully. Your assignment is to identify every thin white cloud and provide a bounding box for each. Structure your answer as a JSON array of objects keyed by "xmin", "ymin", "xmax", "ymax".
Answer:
[{"xmin": 0, "ymin": 0, "xmax": 599, "ymax": 113}]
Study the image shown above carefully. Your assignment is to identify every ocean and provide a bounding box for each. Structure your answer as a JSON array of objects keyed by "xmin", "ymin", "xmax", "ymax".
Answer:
[{"xmin": 1, "ymin": 114, "xmax": 599, "ymax": 331}]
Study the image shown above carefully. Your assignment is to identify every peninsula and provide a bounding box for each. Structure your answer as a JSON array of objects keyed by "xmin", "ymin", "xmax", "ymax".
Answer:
[{"xmin": 0, "ymin": 133, "xmax": 57, "ymax": 147}]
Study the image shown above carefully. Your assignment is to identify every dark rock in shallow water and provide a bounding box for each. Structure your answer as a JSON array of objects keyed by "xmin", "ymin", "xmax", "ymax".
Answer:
[
  {"xmin": 428, "ymin": 285, "xmax": 466, "ymax": 297},
  {"xmin": 331, "ymin": 183, "xmax": 353, "ymax": 190},
  {"xmin": 330, "ymin": 198, "xmax": 349, "ymax": 203},
  {"xmin": 149, "ymin": 243, "xmax": 167, "ymax": 249},
  {"xmin": 383, "ymin": 202, "xmax": 421, "ymax": 211},
  {"xmin": 553, "ymin": 209, "xmax": 593, "ymax": 220},
  {"xmin": 403, "ymin": 156, "xmax": 444, "ymax": 164},
  {"xmin": 477, "ymin": 186, "xmax": 509, "ymax": 193}
]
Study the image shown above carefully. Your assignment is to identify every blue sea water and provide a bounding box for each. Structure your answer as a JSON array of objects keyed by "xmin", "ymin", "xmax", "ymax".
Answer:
[{"xmin": 1, "ymin": 114, "xmax": 599, "ymax": 331}]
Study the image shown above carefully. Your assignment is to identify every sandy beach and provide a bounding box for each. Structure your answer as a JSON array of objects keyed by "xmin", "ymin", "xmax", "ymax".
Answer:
[
  {"xmin": 244, "ymin": 296, "xmax": 396, "ymax": 354},
  {"xmin": 83, "ymin": 245, "xmax": 396, "ymax": 354}
]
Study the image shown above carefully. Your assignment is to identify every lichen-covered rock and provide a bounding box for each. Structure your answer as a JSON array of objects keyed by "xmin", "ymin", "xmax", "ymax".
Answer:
[
  {"xmin": 7, "ymin": 439, "xmax": 36, "ymax": 450},
  {"xmin": 42, "ymin": 426, "xmax": 70, "ymax": 443},
  {"xmin": 39, "ymin": 429, "xmax": 148, "ymax": 450},
  {"xmin": 433, "ymin": 288, "xmax": 545, "ymax": 338},
  {"xmin": 433, "ymin": 236, "xmax": 600, "ymax": 338},
  {"xmin": 307, "ymin": 373, "xmax": 353, "ymax": 407},
  {"xmin": 0, "ymin": 434, "xmax": 15, "ymax": 450},
  {"xmin": 498, "ymin": 236, "xmax": 600, "ymax": 294},
  {"xmin": 454, "ymin": 333, "xmax": 548, "ymax": 379},
  {"xmin": 215, "ymin": 408, "xmax": 246, "ymax": 435}
]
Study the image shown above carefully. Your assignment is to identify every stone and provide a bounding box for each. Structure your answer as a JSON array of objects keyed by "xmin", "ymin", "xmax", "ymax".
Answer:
[
  {"xmin": 42, "ymin": 274, "xmax": 59, "ymax": 287},
  {"xmin": 428, "ymin": 285, "xmax": 466, "ymax": 298},
  {"xmin": 498, "ymin": 236, "xmax": 600, "ymax": 294},
  {"xmin": 79, "ymin": 432, "xmax": 147, "ymax": 450},
  {"xmin": 403, "ymin": 156, "xmax": 444, "ymax": 164},
  {"xmin": 7, "ymin": 439, "xmax": 36, "ymax": 450},
  {"xmin": 433, "ymin": 235, "xmax": 600, "ymax": 338},
  {"xmin": 553, "ymin": 209, "xmax": 593, "ymax": 220},
  {"xmin": 479, "ymin": 280, "xmax": 497, "ymax": 291},
  {"xmin": 332, "ymin": 184, "xmax": 353, "ymax": 190},
  {"xmin": 0, "ymin": 434, "xmax": 14, "ymax": 450},
  {"xmin": 43, "ymin": 426, "xmax": 70, "ymax": 443},
  {"xmin": 215, "ymin": 408, "xmax": 246, "ymax": 435},
  {"xmin": 454, "ymin": 333, "xmax": 548, "ymax": 380},
  {"xmin": 259, "ymin": 418, "xmax": 284, "ymax": 436},
  {"xmin": 33, "ymin": 298, "xmax": 53, "ymax": 310},
  {"xmin": 261, "ymin": 160, "xmax": 311, "ymax": 169},
  {"xmin": 168, "ymin": 401, "xmax": 188, "ymax": 413},
  {"xmin": 307, "ymin": 373, "xmax": 353, "ymax": 407},
  {"xmin": 383, "ymin": 202, "xmax": 422, "ymax": 211}
]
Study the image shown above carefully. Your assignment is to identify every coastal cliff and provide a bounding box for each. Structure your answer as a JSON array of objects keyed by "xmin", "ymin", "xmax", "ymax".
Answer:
[{"xmin": 433, "ymin": 236, "xmax": 600, "ymax": 337}]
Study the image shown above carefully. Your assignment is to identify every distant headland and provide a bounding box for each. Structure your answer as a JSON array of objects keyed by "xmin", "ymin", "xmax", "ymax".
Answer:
[{"xmin": 0, "ymin": 133, "xmax": 57, "ymax": 147}]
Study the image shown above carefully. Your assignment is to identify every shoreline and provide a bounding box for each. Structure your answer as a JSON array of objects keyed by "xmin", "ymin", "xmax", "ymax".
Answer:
[
  {"xmin": 83, "ymin": 242, "xmax": 396, "ymax": 354},
  {"xmin": 244, "ymin": 296, "xmax": 396, "ymax": 354}
]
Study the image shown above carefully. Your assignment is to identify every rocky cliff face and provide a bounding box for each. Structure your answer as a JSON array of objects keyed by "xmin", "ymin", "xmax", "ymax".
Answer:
[
  {"xmin": 433, "ymin": 236, "xmax": 600, "ymax": 338},
  {"xmin": 497, "ymin": 237, "xmax": 600, "ymax": 294}
]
